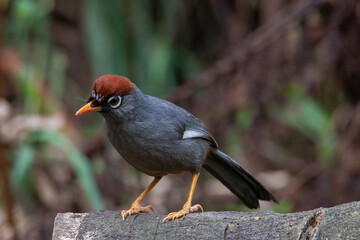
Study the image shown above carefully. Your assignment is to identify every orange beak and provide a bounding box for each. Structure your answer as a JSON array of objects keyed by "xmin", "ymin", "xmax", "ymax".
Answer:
[{"xmin": 75, "ymin": 101, "xmax": 102, "ymax": 116}]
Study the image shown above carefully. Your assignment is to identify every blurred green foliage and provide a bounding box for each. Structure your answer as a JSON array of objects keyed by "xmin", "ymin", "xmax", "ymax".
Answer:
[
  {"xmin": 6, "ymin": 0, "xmax": 105, "ymax": 210},
  {"xmin": 11, "ymin": 144, "xmax": 35, "ymax": 191},
  {"xmin": 5, "ymin": 0, "xmax": 205, "ymax": 212},
  {"xmin": 273, "ymin": 83, "xmax": 335, "ymax": 169},
  {"xmin": 11, "ymin": 131, "xmax": 105, "ymax": 210},
  {"xmin": 83, "ymin": 0, "xmax": 202, "ymax": 97},
  {"xmin": 235, "ymin": 107, "xmax": 255, "ymax": 131},
  {"xmin": 27, "ymin": 131, "xmax": 104, "ymax": 210}
]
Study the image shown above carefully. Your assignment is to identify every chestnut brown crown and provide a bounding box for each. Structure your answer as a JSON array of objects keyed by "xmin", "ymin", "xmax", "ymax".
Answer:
[{"xmin": 92, "ymin": 74, "xmax": 135, "ymax": 98}]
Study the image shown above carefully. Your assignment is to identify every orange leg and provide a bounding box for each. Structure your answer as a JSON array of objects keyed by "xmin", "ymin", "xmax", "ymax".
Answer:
[
  {"xmin": 122, "ymin": 176, "xmax": 161, "ymax": 220},
  {"xmin": 162, "ymin": 173, "xmax": 203, "ymax": 222}
]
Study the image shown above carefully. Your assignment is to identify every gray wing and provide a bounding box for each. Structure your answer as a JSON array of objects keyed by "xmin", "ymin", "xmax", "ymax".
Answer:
[
  {"xmin": 138, "ymin": 95, "xmax": 218, "ymax": 148},
  {"xmin": 153, "ymin": 94, "xmax": 218, "ymax": 148}
]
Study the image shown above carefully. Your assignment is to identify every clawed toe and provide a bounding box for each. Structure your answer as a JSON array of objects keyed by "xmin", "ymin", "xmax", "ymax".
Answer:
[
  {"xmin": 190, "ymin": 204, "xmax": 203, "ymax": 213},
  {"xmin": 121, "ymin": 205, "xmax": 154, "ymax": 220},
  {"xmin": 162, "ymin": 203, "xmax": 203, "ymax": 222}
]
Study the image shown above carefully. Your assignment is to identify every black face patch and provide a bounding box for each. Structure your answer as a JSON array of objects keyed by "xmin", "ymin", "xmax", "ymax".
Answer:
[{"xmin": 87, "ymin": 91, "xmax": 121, "ymax": 110}]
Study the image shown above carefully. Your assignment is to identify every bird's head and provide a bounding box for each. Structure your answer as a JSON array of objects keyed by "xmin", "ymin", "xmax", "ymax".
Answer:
[{"xmin": 75, "ymin": 74, "xmax": 135, "ymax": 116}]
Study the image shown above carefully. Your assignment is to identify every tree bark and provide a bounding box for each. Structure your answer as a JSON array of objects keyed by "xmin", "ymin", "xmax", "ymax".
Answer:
[{"xmin": 53, "ymin": 201, "xmax": 360, "ymax": 240}]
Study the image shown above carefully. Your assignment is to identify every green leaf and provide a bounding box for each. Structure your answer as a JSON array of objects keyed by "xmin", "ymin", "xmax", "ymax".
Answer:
[
  {"xmin": 273, "ymin": 84, "xmax": 335, "ymax": 168},
  {"xmin": 27, "ymin": 130, "xmax": 105, "ymax": 210},
  {"xmin": 11, "ymin": 144, "xmax": 35, "ymax": 190}
]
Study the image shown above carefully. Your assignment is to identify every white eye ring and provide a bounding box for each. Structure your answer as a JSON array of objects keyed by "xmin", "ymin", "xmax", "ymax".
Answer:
[{"xmin": 108, "ymin": 96, "xmax": 122, "ymax": 108}]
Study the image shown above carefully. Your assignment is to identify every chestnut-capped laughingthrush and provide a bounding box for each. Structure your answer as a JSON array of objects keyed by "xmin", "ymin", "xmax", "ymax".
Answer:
[{"xmin": 76, "ymin": 74, "xmax": 277, "ymax": 222}]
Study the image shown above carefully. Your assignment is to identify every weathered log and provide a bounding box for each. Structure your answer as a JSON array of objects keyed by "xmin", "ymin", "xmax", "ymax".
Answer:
[{"xmin": 53, "ymin": 201, "xmax": 360, "ymax": 239}]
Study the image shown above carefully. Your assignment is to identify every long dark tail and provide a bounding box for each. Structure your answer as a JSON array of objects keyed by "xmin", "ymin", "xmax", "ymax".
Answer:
[{"xmin": 203, "ymin": 148, "xmax": 277, "ymax": 209}]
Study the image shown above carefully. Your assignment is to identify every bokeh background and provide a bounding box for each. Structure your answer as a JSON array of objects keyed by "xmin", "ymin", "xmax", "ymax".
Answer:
[{"xmin": 1, "ymin": 0, "xmax": 360, "ymax": 239}]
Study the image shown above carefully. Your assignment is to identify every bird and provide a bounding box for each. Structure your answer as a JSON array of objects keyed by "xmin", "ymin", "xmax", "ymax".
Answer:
[{"xmin": 76, "ymin": 74, "xmax": 277, "ymax": 222}]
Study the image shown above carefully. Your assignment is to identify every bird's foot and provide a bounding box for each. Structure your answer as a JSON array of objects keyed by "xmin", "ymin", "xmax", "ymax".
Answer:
[
  {"xmin": 121, "ymin": 203, "xmax": 154, "ymax": 220},
  {"xmin": 162, "ymin": 203, "xmax": 203, "ymax": 222}
]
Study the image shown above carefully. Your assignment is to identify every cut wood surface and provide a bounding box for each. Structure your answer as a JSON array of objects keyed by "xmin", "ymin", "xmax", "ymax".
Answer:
[{"xmin": 53, "ymin": 201, "xmax": 360, "ymax": 240}]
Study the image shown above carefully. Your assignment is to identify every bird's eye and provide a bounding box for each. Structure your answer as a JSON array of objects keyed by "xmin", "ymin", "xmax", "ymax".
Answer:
[{"xmin": 108, "ymin": 96, "xmax": 122, "ymax": 108}]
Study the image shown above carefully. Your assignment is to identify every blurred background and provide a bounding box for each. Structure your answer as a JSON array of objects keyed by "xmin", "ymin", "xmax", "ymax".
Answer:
[{"xmin": 1, "ymin": 0, "xmax": 360, "ymax": 239}]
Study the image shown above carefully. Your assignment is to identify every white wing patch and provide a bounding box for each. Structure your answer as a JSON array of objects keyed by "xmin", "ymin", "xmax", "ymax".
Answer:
[
  {"xmin": 182, "ymin": 129, "xmax": 206, "ymax": 139},
  {"xmin": 182, "ymin": 128, "xmax": 219, "ymax": 147}
]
